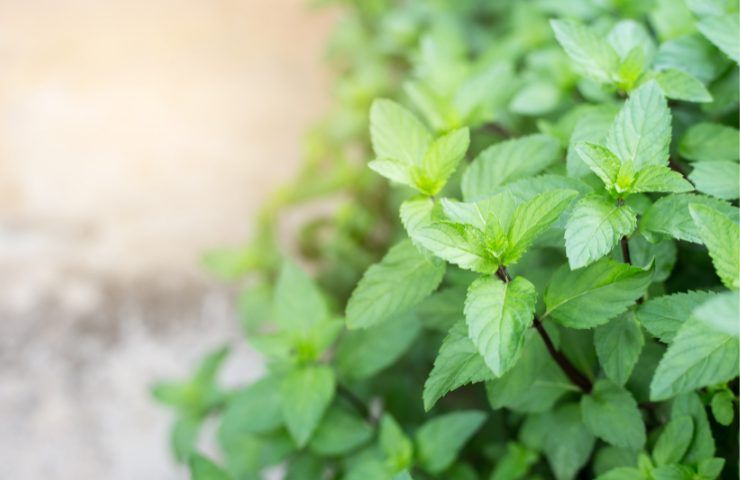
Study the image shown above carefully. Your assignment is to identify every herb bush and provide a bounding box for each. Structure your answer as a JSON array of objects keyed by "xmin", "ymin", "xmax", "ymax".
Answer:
[{"xmin": 154, "ymin": 1, "xmax": 740, "ymax": 479}]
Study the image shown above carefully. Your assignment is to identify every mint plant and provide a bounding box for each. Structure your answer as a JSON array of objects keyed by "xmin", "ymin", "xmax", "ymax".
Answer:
[{"xmin": 154, "ymin": 1, "xmax": 739, "ymax": 479}]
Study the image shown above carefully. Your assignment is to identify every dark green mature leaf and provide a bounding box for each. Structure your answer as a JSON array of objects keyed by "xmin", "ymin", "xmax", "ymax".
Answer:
[
  {"xmin": 710, "ymin": 390, "xmax": 735, "ymax": 426},
  {"xmin": 486, "ymin": 329, "xmax": 571, "ymax": 413},
  {"xmin": 415, "ymin": 286, "xmax": 465, "ymax": 332},
  {"xmin": 594, "ymin": 312, "xmax": 644, "ymax": 385},
  {"xmin": 636, "ymin": 291, "xmax": 714, "ymax": 343},
  {"xmin": 689, "ymin": 203, "xmax": 740, "ymax": 288},
  {"xmin": 336, "ymin": 311, "xmax": 420, "ymax": 380},
  {"xmin": 640, "ymin": 193, "xmax": 736, "ymax": 243},
  {"xmin": 606, "ymin": 81, "xmax": 671, "ymax": 169},
  {"xmin": 678, "ymin": 123, "xmax": 740, "ymax": 162},
  {"xmin": 490, "ymin": 442, "xmax": 538, "ymax": 480},
  {"xmin": 309, "ymin": 406, "xmax": 373, "ymax": 456},
  {"xmin": 461, "ymin": 134, "xmax": 561, "ymax": 201},
  {"xmin": 464, "ymin": 276, "xmax": 537, "ymax": 376},
  {"xmin": 672, "ymin": 393, "xmax": 716, "ymax": 463},
  {"xmin": 415, "ymin": 410, "xmax": 486, "ymax": 473},
  {"xmin": 653, "ymin": 416, "xmax": 693, "ymax": 466},
  {"xmin": 650, "ymin": 318, "xmax": 739, "ymax": 401},
  {"xmin": 346, "ymin": 239, "xmax": 445, "ymax": 329},
  {"xmin": 423, "ymin": 321, "xmax": 493, "ymax": 411},
  {"xmin": 281, "ymin": 365, "xmax": 335, "ymax": 447},
  {"xmin": 565, "ymin": 195, "xmax": 637, "ymax": 269},
  {"xmin": 595, "ymin": 467, "xmax": 645, "ymax": 480},
  {"xmin": 543, "ymin": 403, "xmax": 596, "ymax": 480},
  {"xmin": 189, "ymin": 453, "xmax": 233, "ymax": 480},
  {"xmin": 581, "ymin": 380, "xmax": 646, "ymax": 450},
  {"xmin": 544, "ymin": 259, "xmax": 652, "ymax": 329}
]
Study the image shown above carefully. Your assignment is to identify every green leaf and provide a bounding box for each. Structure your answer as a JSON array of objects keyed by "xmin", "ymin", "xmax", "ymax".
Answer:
[
  {"xmin": 565, "ymin": 195, "xmax": 637, "ymax": 269},
  {"xmin": 308, "ymin": 406, "xmax": 373, "ymax": 456},
  {"xmin": 336, "ymin": 311, "xmax": 420, "ymax": 380},
  {"xmin": 281, "ymin": 365, "xmax": 335, "ymax": 447},
  {"xmin": 218, "ymin": 375, "xmax": 283, "ymax": 437},
  {"xmin": 689, "ymin": 203, "xmax": 740, "ymax": 288},
  {"xmin": 630, "ymin": 166, "xmax": 693, "ymax": 194},
  {"xmin": 606, "ymin": 81, "xmax": 671, "ymax": 169},
  {"xmin": 423, "ymin": 321, "xmax": 494, "ymax": 411},
  {"xmin": 490, "ymin": 442, "xmax": 538, "ymax": 480},
  {"xmin": 654, "ymin": 34, "xmax": 729, "ymax": 84},
  {"xmin": 652, "ymin": 416, "xmax": 694, "ymax": 465},
  {"xmin": 550, "ymin": 19, "xmax": 619, "ymax": 84},
  {"xmin": 368, "ymin": 158, "xmax": 413, "ymax": 187},
  {"xmin": 693, "ymin": 291, "xmax": 740, "ymax": 337},
  {"xmin": 544, "ymin": 259, "xmax": 652, "ymax": 329},
  {"xmin": 505, "ymin": 189, "xmax": 578, "ymax": 264},
  {"xmin": 416, "ymin": 286, "xmax": 465, "ymax": 332},
  {"xmin": 697, "ymin": 458, "xmax": 725, "ymax": 479},
  {"xmin": 689, "ymin": 161, "xmax": 740, "ymax": 200},
  {"xmin": 274, "ymin": 261, "xmax": 328, "ymax": 332},
  {"xmin": 575, "ymin": 142, "xmax": 620, "ymax": 188},
  {"xmin": 650, "ymin": 318, "xmax": 739, "ymax": 401},
  {"xmin": 486, "ymin": 329, "xmax": 571, "ymax": 413},
  {"xmin": 415, "ymin": 411, "xmax": 486, "ymax": 473},
  {"xmin": 379, "ymin": 414, "xmax": 413, "ymax": 473},
  {"xmin": 581, "ymin": 380, "xmax": 646, "ymax": 450},
  {"xmin": 172, "ymin": 416, "xmax": 201, "ymax": 463},
  {"xmin": 400, "ymin": 196, "xmax": 437, "ymax": 239},
  {"xmin": 464, "ymin": 276, "xmax": 537, "ymax": 376},
  {"xmin": 595, "ymin": 312, "xmax": 644, "ymax": 386},
  {"xmin": 543, "ymin": 403, "xmax": 596, "ymax": 480},
  {"xmin": 640, "ymin": 193, "xmax": 736, "ymax": 243},
  {"xmin": 567, "ymin": 105, "xmax": 620, "ymax": 177},
  {"xmin": 415, "ymin": 127, "xmax": 469, "ymax": 195},
  {"xmin": 636, "ymin": 291, "xmax": 714, "ymax": 343},
  {"xmin": 346, "ymin": 239, "xmax": 445, "ymax": 329},
  {"xmin": 461, "ymin": 134, "xmax": 561, "ymax": 201},
  {"xmin": 710, "ymin": 390, "xmax": 734, "ymax": 426},
  {"xmin": 189, "ymin": 453, "xmax": 232, "ymax": 480},
  {"xmin": 678, "ymin": 123, "xmax": 739, "ymax": 162},
  {"xmin": 596, "ymin": 467, "xmax": 645, "ymax": 480},
  {"xmin": 697, "ymin": 15, "xmax": 740, "ymax": 63},
  {"xmin": 413, "ymin": 222, "xmax": 497, "ymax": 273},
  {"xmin": 370, "ymin": 99, "xmax": 431, "ymax": 168},
  {"xmin": 652, "ymin": 464, "xmax": 695, "ymax": 480},
  {"xmin": 655, "ymin": 69, "xmax": 713, "ymax": 102},
  {"xmin": 671, "ymin": 392, "xmax": 716, "ymax": 463}
]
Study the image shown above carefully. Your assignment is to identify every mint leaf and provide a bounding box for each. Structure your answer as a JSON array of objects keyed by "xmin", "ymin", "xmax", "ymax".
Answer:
[
  {"xmin": 346, "ymin": 239, "xmax": 445, "ymax": 329},
  {"xmin": 581, "ymin": 380, "xmax": 646, "ymax": 450},
  {"xmin": 689, "ymin": 203, "xmax": 740, "ymax": 288},
  {"xmin": 544, "ymin": 259, "xmax": 652, "ymax": 329},
  {"xmin": 464, "ymin": 276, "xmax": 537, "ymax": 376},
  {"xmin": 370, "ymin": 99, "xmax": 431, "ymax": 168},
  {"xmin": 679, "ymin": 123, "xmax": 739, "ymax": 162},
  {"xmin": 218, "ymin": 375, "xmax": 283, "ymax": 436},
  {"xmin": 550, "ymin": 19, "xmax": 619, "ymax": 84},
  {"xmin": 654, "ymin": 34, "xmax": 729, "ymax": 84},
  {"xmin": 379, "ymin": 414, "xmax": 413, "ymax": 473},
  {"xmin": 631, "ymin": 165, "xmax": 693, "ymax": 194},
  {"xmin": 281, "ymin": 365, "xmax": 335, "ymax": 447},
  {"xmin": 309, "ymin": 406, "xmax": 373, "ymax": 456},
  {"xmin": 672, "ymin": 392, "xmax": 716, "ymax": 463},
  {"xmin": 490, "ymin": 443, "xmax": 538, "ymax": 480},
  {"xmin": 567, "ymin": 105, "xmax": 620, "ymax": 177},
  {"xmin": 596, "ymin": 467, "xmax": 645, "ymax": 480},
  {"xmin": 640, "ymin": 193, "xmax": 736, "ymax": 243},
  {"xmin": 595, "ymin": 312, "xmax": 644, "ymax": 386},
  {"xmin": 462, "ymin": 134, "xmax": 561, "ymax": 201},
  {"xmin": 274, "ymin": 261, "xmax": 328, "ymax": 332},
  {"xmin": 650, "ymin": 318, "xmax": 739, "ymax": 401},
  {"xmin": 415, "ymin": 127, "xmax": 469, "ymax": 195},
  {"xmin": 400, "ymin": 196, "xmax": 437, "ymax": 238},
  {"xmin": 696, "ymin": 15, "xmax": 740, "ymax": 63},
  {"xmin": 336, "ymin": 311, "xmax": 421, "ymax": 380},
  {"xmin": 413, "ymin": 222, "xmax": 496, "ymax": 273},
  {"xmin": 575, "ymin": 142, "xmax": 621, "ymax": 188},
  {"xmin": 655, "ymin": 69, "xmax": 713, "ymax": 103},
  {"xmin": 565, "ymin": 195, "xmax": 637, "ymax": 269},
  {"xmin": 710, "ymin": 390, "xmax": 735, "ymax": 426},
  {"xmin": 693, "ymin": 291, "xmax": 740, "ymax": 337},
  {"xmin": 415, "ymin": 411, "xmax": 486, "ymax": 473},
  {"xmin": 652, "ymin": 416, "xmax": 693, "ymax": 465},
  {"xmin": 423, "ymin": 321, "xmax": 493, "ymax": 411},
  {"xmin": 689, "ymin": 161, "xmax": 740, "ymax": 200},
  {"xmin": 190, "ymin": 453, "xmax": 233, "ymax": 480},
  {"xmin": 636, "ymin": 291, "xmax": 714, "ymax": 343},
  {"xmin": 606, "ymin": 81, "xmax": 671, "ymax": 169},
  {"xmin": 543, "ymin": 403, "xmax": 596, "ymax": 480},
  {"xmin": 505, "ymin": 189, "xmax": 578, "ymax": 264}
]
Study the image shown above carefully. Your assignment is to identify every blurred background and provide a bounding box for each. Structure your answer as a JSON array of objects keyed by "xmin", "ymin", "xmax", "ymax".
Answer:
[{"xmin": 0, "ymin": 0, "xmax": 337, "ymax": 477}]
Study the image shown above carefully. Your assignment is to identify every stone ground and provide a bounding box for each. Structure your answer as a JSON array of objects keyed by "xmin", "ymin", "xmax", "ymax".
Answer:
[{"xmin": 0, "ymin": 1, "xmax": 336, "ymax": 478}]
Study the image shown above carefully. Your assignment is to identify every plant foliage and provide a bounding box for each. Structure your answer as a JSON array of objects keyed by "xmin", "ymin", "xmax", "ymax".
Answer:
[{"xmin": 154, "ymin": 1, "xmax": 740, "ymax": 479}]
